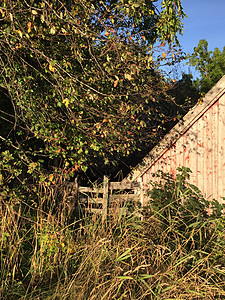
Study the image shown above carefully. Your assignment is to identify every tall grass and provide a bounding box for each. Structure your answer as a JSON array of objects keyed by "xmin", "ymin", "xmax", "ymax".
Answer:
[{"xmin": 1, "ymin": 169, "xmax": 225, "ymax": 299}]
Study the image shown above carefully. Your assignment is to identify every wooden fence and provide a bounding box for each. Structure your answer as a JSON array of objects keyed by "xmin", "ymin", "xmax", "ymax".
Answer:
[{"xmin": 69, "ymin": 176, "xmax": 143, "ymax": 220}]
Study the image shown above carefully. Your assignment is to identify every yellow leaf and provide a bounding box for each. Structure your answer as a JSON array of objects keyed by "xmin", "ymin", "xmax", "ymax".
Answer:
[
  {"xmin": 0, "ymin": 9, "xmax": 5, "ymax": 17},
  {"xmin": 50, "ymin": 26, "xmax": 56, "ymax": 35},
  {"xmin": 9, "ymin": 13, "xmax": 13, "ymax": 21},
  {"xmin": 40, "ymin": 14, "xmax": 45, "ymax": 23},
  {"xmin": 41, "ymin": 2, "xmax": 45, "ymax": 8},
  {"xmin": 31, "ymin": 10, "xmax": 38, "ymax": 15},
  {"xmin": 49, "ymin": 63, "xmax": 55, "ymax": 72},
  {"xmin": 16, "ymin": 30, "xmax": 23, "ymax": 38},
  {"xmin": 49, "ymin": 174, "xmax": 54, "ymax": 182},
  {"xmin": 63, "ymin": 98, "xmax": 69, "ymax": 107},
  {"xmin": 162, "ymin": 52, "xmax": 167, "ymax": 58},
  {"xmin": 198, "ymin": 98, "xmax": 203, "ymax": 105},
  {"xmin": 15, "ymin": 43, "xmax": 22, "ymax": 49}
]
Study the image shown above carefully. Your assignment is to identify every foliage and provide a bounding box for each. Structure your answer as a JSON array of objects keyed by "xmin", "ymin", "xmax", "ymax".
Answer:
[
  {"xmin": 0, "ymin": 0, "xmax": 187, "ymax": 181},
  {"xmin": 1, "ymin": 169, "xmax": 225, "ymax": 299},
  {"xmin": 187, "ymin": 39, "xmax": 225, "ymax": 93},
  {"xmin": 147, "ymin": 167, "xmax": 224, "ymax": 248},
  {"xmin": 166, "ymin": 73, "xmax": 200, "ymax": 124}
]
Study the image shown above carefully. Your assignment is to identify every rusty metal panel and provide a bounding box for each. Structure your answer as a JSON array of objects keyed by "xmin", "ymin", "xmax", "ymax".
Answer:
[{"xmin": 141, "ymin": 93, "xmax": 225, "ymax": 203}]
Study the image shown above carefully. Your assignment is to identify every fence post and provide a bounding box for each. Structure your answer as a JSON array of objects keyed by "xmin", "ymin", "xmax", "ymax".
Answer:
[{"xmin": 102, "ymin": 176, "xmax": 109, "ymax": 221}]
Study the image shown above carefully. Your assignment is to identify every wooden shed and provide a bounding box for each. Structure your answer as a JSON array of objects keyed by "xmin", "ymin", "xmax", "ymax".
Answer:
[{"xmin": 125, "ymin": 75, "xmax": 225, "ymax": 205}]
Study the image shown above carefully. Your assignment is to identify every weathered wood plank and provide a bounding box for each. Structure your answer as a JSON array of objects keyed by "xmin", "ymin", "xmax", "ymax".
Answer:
[
  {"xmin": 79, "ymin": 197, "xmax": 104, "ymax": 204},
  {"xmin": 110, "ymin": 194, "xmax": 140, "ymax": 201},
  {"xmin": 78, "ymin": 186, "xmax": 104, "ymax": 193},
  {"xmin": 76, "ymin": 176, "xmax": 143, "ymax": 218},
  {"xmin": 110, "ymin": 182, "xmax": 141, "ymax": 190}
]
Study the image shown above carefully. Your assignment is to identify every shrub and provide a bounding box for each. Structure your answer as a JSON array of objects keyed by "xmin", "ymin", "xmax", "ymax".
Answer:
[{"xmin": 0, "ymin": 168, "xmax": 225, "ymax": 299}]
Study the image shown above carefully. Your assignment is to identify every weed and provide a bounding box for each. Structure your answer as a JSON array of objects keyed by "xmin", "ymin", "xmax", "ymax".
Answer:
[{"xmin": 0, "ymin": 168, "xmax": 225, "ymax": 299}]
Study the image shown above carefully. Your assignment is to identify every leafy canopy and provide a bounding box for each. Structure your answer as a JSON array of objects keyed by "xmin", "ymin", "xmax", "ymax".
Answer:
[
  {"xmin": 0, "ymin": 0, "xmax": 186, "ymax": 179},
  {"xmin": 187, "ymin": 39, "xmax": 225, "ymax": 93}
]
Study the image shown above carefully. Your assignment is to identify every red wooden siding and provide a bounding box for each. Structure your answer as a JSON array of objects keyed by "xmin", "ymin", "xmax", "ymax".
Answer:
[
  {"xmin": 141, "ymin": 93, "xmax": 225, "ymax": 205},
  {"xmin": 124, "ymin": 76, "xmax": 225, "ymax": 206}
]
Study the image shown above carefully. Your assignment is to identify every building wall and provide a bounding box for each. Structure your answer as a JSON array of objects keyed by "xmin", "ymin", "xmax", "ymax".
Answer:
[{"xmin": 141, "ymin": 93, "xmax": 225, "ymax": 204}]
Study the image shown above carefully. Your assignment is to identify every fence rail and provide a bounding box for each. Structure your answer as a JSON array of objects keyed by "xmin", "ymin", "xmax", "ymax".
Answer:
[{"xmin": 73, "ymin": 176, "xmax": 142, "ymax": 220}]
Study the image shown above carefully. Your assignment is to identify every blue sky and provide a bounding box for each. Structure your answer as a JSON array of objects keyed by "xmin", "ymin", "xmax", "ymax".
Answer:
[
  {"xmin": 170, "ymin": 0, "xmax": 225, "ymax": 78},
  {"xmin": 179, "ymin": 0, "xmax": 225, "ymax": 54}
]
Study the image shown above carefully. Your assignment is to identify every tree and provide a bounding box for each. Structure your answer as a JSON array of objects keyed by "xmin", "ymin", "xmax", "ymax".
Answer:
[
  {"xmin": 0, "ymin": 0, "xmax": 187, "ymax": 188},
  {"xmin": 168, "ymin": 73, "xmax": 200, "ymax": 116},
  {"xmin": 187, "ymin": 39, "xmax": 225, "ymax": 93}
]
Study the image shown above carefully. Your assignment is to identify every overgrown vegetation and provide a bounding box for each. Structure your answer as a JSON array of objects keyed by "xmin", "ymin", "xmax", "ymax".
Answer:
[
  {"xmin": 1, "ymin": 1, "xmax": 225, "ymax": 298},
  {"xmin": 1, "ymin": 168, "xmax": 225, "ymax": 299},
  {"xmin": 0, "ymin": 0, "xmax": 187, "ymax": 180}
]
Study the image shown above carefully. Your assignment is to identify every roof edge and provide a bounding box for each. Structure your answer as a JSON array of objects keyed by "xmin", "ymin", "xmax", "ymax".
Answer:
[{"xmin": 124, "ymin": 75, "xmax": 225, "ymax": 182}]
